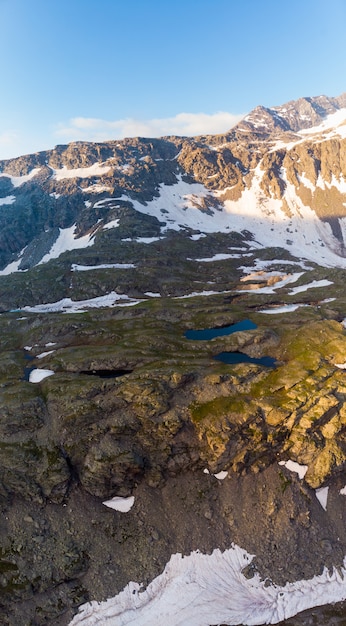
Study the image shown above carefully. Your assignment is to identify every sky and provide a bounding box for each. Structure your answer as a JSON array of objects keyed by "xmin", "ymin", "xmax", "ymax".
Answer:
[{"xmin": 0, "ymin": 0, "xmax": 345, "ymax": 160}]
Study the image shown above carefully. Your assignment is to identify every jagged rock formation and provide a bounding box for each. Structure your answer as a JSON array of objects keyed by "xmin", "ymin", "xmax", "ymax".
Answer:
[{"xmin": 0, "ymin": 94, "xmax": 346, "ymax": 625}]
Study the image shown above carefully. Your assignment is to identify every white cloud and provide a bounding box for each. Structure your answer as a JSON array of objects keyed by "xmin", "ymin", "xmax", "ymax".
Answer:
[
  {"xmin": 0, "ymin": 129, "xmax": 52, "ymax": 161},
  {"xmin": 0, "ymin": 130, "xmax": 20, "ymax": 156},
  {"xmin": 55, "ymin": 111, "xmax": 245, "ymax": 143},
  {"xmin": 0, "ymin": 111, "xmax": 246, "ymax": 161}
]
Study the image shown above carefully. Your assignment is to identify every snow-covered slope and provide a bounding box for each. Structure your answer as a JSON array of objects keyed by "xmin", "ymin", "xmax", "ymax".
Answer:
[{"xmin": 0, "ymin": 92, "xmax": 345, "ymax": 281}]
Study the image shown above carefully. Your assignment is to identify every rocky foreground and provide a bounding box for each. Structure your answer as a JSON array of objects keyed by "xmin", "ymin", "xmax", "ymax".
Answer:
[{"xmin": 0, "ymin": 256, "xmax": 346, "ymax": 624}]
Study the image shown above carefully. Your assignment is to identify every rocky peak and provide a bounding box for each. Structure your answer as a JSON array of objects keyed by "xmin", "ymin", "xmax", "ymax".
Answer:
[
  {"xmin": 272, "ymin": 94, "xmax": 343, "ymax": 132},
  {"xmin": 231, "ymin": 93, "xmax": 346, "ymax": 139},
  {"xmin": 234, "ymin": 104, "xmax": 291, "ymax": 138}
]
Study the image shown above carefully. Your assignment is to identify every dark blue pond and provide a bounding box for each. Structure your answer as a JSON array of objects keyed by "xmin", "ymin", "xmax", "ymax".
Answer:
[
  {"xmin": 185, "ymin": 319, "xmax": 257, "ymax": 340},
  {"xmin": 185, "ymin": 319, "xmax": 276, "ymax": 368},
  {"xmin": 22, "ymin": 350, "xmax": 35, "ymax": 381},
  {"xmin": 214, "ymin": 352, "xmax": 277, "ymax": 368},
  {"xmin": 23, "ymin": 366, "xmax": 36, "ymax": 381}
]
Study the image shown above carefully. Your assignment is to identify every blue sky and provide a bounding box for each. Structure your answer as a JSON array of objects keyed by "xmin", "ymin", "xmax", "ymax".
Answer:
[{"xmin": 0, "ymin": 0, "xmax": 345, "ymax": 159}]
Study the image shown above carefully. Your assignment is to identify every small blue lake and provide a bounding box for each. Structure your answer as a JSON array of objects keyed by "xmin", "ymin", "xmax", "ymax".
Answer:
[
  {"xmin": 23, "ymin": 350, "xmax": 35, "ymax": 381},
  {"xmin": 185, "ymin": 319, "xmax": 276, "ymax": 368},
  {"xmin": 185, "ymin": 319, "xmax": 257, "ymax": 340}
]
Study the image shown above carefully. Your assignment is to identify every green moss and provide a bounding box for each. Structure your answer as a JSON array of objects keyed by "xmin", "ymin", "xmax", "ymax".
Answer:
[
  {"xmin": 190, "ymin": 396, "xmax": 247, "ymax": 424},
  {"xmin": 278, "ymin": 470, "xmax": 292, "ymax": 493},
  {"xmin": 46, "ymin": 447, "xmax": 62, "ymax": 467}
]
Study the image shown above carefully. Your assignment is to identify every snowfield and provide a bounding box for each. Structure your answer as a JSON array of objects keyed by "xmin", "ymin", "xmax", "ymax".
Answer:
[
  {"xmin": 29, "ymin": 369, "xmax": 54, "ymax": 383},
  {"xmin": 0, "ymin": 195, "xmax": 16, "ymax": 206},
  {"xmin": 99, "ymin": 165, "xmax": 346, "ymax": 269},
  {"xmin": 21, "ymin": 291, "xmax": 142, "ymax": 313},
  {"xmin": 0, "ymin": 167, "xmax": 41, "ymax": 187},
  {"xmin": 3, "ymin": 134, "xmax": 346, "ymax": 274},
  {"xmin": 69, "ymin": 543, "xmax": 346, "ymax": 626},
  {"xmin": 38, "ymin": 225, "xmax": 96, "ymax": 265},
  {"xmin": 50, "ymin": 163, "xmax": 111, "ymax": 180}
]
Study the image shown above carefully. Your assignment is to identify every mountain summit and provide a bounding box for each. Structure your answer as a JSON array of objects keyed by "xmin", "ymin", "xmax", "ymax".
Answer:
[{"xmin": 235, "ymin": 93, "xmax": 346, "ymax": 135}]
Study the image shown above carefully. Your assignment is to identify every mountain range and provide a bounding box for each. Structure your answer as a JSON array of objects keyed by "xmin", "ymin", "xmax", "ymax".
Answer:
[
  {"xmin": 1, "ymin": 93, "xmax": 346, "ymax": 298},
  {"xmin": 1, "ymin": 94, "xmax": 346, "ymax": 625}
]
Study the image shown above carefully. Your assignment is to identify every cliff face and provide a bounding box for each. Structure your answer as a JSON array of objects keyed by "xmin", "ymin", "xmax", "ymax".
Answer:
[{"xmin": 1, "ymin": 94, "xmax": 346, "ymax": 625}]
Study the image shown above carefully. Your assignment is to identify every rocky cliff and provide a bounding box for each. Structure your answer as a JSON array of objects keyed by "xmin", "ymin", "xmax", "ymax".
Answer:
[{"xmin": 0, "ymin": 94, "xmax": 346, "ymax": 625}]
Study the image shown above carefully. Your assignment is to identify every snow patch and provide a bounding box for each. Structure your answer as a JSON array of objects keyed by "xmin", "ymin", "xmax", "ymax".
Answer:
[
  {"xmin": 29, "ymin": 369, "xmax": 54, "ymax": 383},
  {"xmin": 298, "ymin": 108, "xmax": 346, "ymax": 137},
  {"xmin": 190, "ymin": 253, "xmax": 239, "ymax": 262},
  {"xmin": 82, "ymin": 184, "xmax": 113, "ymax": 194},
  {"xmin": 51, "ymin": 163, "xmax": 111, "ymax": 180},
  {"xmin": 189, "ymin": 233, "xmax": 207, "ymax": 240},
  {"xmin": 38, "ymin": 225, "xmax": 95, "ymax": 264},
  {"xmin": 315, "ymin": 487, "xmax": 329, "ymax": 511},
  {"xmin": 278, "ymin": 460, "xmax": 308, "ymax": 479},
  {"xmin": 69, "ymin": 544, "xmax": 346, "ymax": 626},
  {"xmin": 240, "ymin": 270, "xmax": 292, "ymax": 283},
  {"xmin": 238, "ymin": 272, "xmax": 304, "ymax": 294},
  {"xmin": 298, "ymin": 173, "xmax": 315, "ymax": 192},
  {"xmin": 71, "ymin": 263, "xmax": 135, "ymax": 271},
  {"xmin": 21, "ymin": 292, "xmax": 142, "ymax": 314},
  {"xmin": 93, "ymin": 198, "xmax": 120, "ymax": 208},
  {"xmin": 36, "ymin": 350, "xmax": 55, "ymax": 359},
  {"xmin": 259, "ymin": 304, "xmax": 307, "ymax": 314},
  {"xmin": 213, "ymin": 470, "xmax": 228, "ymax": 480},
  {"xmin": 102, "ymin": 496, "xmax": 135, "ymax": 513},
  {"xmin": 175, "ymin": 290, "xmax": 230, "ymax": 299},
  {"xmin": 0, "ymin": 167, "xmax": 41, "ymax": 187},
  {"xmin": 0, "ymin": 195, "xmax": 16, "ymax": 206},
  {"xmin": 103, "ymin": 219, "xmax": 120, "ymax": 230},
  {"xmin": 64, "ymin": 166, "xmax": 346, "ymax": 269},
  {"xmin": 121, "ymin": 236, "xmax": 163, "ymax": 244},
  {"xmin": 203, "ymin": 469, "xmax": 228, "ymax": 480},
  {"xmin": 0, "ymin": 258, "xmax": 25, "ymax": 276},
  {"xmin": 288, "ymin": 279, "xmax": 333, "ymax": 295}
]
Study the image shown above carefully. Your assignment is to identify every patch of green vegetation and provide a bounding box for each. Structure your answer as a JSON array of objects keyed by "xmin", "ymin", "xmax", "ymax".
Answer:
[
  {"xmin": 190, "ymin": 396, "xmax": 248, "ymax": 424},
  {"xmin": 278, "ymin": 470, "xmax": 292, "ymax": 493}
]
